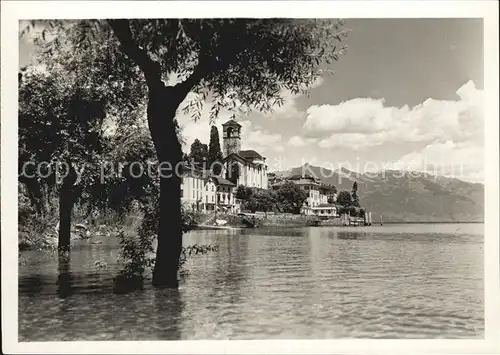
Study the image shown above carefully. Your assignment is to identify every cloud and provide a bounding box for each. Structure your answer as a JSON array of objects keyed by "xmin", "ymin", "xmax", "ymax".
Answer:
[
  {"xmin": 303, "ymin": 80, "xmax": 483, "ymax": 149},
  {"xmin": 175, "ymin": 74, "xmax": 322, "ymax": 150},
  {"xmin": 287, "ymin": 135, "xmax": 317, "ymax": 147},
  {"xmin": 240, "ymin": 120, "xmax": 283, "ymax": 154},
  {"xmin": 392, "ymin": 140, "xmax": 484, "ymax": 182},
  {"xmin": 274, "ymin": 145, "xmax": 286, "ymax": 152},
  {"xmin": 318, "ymin": 132, "xmax": 388, "ymax": 150}
]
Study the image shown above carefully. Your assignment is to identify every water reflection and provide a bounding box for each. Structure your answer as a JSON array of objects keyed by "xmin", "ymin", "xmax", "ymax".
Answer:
[
  {"xmin": 19, "ymin": 275, "xmax": 45, "ymax": 296},
  {"xmin": 19, "ymin": 224, "xmax": 484, "ymax": 340},
  {"xmin": 56, "ymin": 253, "xmax": 73, "ymax": 299},
  {"xmin": 338, "ymin": 231, "xmax": 360, "ymax": 240},
  {"xmin": 153, "ymin": 289, "xmax": 183, "ymax": 340}
]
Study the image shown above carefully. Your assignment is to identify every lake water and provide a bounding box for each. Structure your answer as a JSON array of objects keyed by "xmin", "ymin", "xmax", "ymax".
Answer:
[{"xmin": 18, "ymin": 223, "xmax": 484, "ymax": 340}]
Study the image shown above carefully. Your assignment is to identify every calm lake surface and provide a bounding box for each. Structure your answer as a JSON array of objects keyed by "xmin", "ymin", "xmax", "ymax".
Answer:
[{"xmin": 19, "ymin": 223, "xmax": 484, "ymax": 340}]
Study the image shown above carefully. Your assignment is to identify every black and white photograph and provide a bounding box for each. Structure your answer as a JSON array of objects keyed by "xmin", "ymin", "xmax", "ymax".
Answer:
[{"xmin": 1, "ymin": 1, "xmax": 499, "ymax": 354}]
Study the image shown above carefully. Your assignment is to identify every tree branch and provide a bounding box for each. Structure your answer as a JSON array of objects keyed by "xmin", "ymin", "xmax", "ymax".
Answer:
[
  {"xmin": 171, "ymin": 40, "xmax": 231, "ymax": 102},
  {"xmin": 172, "ymin": 61, "xmax": 207, "ymax": 102},
  {"xmin": 108, "ymin": 19, "xmax": 163, "ymax": 89}
]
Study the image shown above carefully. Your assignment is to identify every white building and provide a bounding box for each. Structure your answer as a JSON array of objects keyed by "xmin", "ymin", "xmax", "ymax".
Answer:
[
  {"xmin": 180, "ymin": 163, "xmax": 239, "ymax": 213},
  {"xmin": 181, "ymin": 119, "xmax": 269, "ymax": 214},
  {"xmin": 271, "ymin": 174, "xmax": 338, "ymax": 216}
]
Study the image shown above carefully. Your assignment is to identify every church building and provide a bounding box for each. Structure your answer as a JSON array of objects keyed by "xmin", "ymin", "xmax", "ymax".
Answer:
[{"xmin": 221, "ymin": 119, "xmax": 268, "ymax": 190}]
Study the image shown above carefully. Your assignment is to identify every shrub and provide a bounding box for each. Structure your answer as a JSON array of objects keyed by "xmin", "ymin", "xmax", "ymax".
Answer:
[
  {"xmin": 113, "ymin": 202, "xmax": 215, "ymax": 293},
  {"xmin": 18, "ymin": 192, "xmax": 58, "ymax": 252}
]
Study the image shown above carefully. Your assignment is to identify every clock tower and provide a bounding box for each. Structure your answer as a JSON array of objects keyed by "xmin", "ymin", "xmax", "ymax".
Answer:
[{"xmin": 222, "ymin": 119, "xmax": 241, "ymax": 157}]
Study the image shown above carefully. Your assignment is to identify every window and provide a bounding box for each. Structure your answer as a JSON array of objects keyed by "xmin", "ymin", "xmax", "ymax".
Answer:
[
  {"xmin": 206, "ymin": 184, "xmax": 208, "ymax": 191},
  {"xmin": 180, "ymin": 189, "xmax": 183, "ymax": 198}
]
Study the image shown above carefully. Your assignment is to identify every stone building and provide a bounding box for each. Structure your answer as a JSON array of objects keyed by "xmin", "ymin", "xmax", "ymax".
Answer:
[{"xmin": 221, "ymin": 119, "xmax": 268, "ymax": 190}]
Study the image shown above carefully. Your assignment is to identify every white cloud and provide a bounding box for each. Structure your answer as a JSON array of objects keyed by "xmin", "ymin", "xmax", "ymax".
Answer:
[
  {"xmin": 302, "ymin": 81, "xmax": 484, "ymax": 181},
  {"xmin": 303, "ymin": 80, "xmax": 483, "ymax": 149},
  {"xmin": 318, "ymin": 132, "xmax": 388, "ymax": 150},
  {"xmin": 392, "ymin": 140, "xmax": 484, "ymax": 182},
  {"xmin": 287, "ymin": 135, "xmax": 317, "ymax": 147},
  {"xmin": 274, "ymin": 145, "xmax": 286, "ymax": 152},
  {"xmin": 288, "ymin": 136, "xmax": 307, "ymax": 147},
  {"xmin": 177, "ymin": 100, "xmax": 284, "ymax": 156},
  {"xmin": 175, "ymin": 72, "xmax": 320, "ymax": 150},
  {"xmin": 240, "ymin": 120, "xmax": 283, "ymax": 154}
]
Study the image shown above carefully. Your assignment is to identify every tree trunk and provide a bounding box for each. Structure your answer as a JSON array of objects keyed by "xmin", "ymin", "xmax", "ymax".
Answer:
[
  {"xmin": 58, "ymin": 188, "xmax": 72, "ymax": 251},
  {"xmin": 107, "ymin": 18, "xmax": 205, "ymax": 288},
  {"xmin": 58, "ymin": 166, "xmax": 78, "ymax": 252},
  {"xmin": 149, "ymin": 87, "xmax": 183, "ymax": 289}
]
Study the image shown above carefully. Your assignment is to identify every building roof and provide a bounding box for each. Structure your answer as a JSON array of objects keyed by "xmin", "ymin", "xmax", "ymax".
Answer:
[
  {"xmin": 316, "ymin": 203, "xmax": 338, "ymax": 208},
  {"xmin": 180, "ymin": 162, "xmax": 233, "ymax": 185},
  {"xmin": 319, "ymin": 184, "xmax": 337, "ymax": 192},
  {"xmin": 293, "ymin": 179, "xmax": 321, "ymax": 186},
  {"xmin": 213, "ymin": 176, "xmax": 236, "ymax": 186},
  {"xmin": 223, "ymin": 152, "xmax": 267, "ymax": 168},
  {"xmin": 239, "ymin": 149, "xmax": 263, "ymax": 160},
  {"xmin": 222, "ymin": 119, "xmax": 242, "ymax": 128}
]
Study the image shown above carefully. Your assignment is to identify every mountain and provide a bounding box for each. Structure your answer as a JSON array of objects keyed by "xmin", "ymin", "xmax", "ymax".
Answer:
[{"xmin": 272, "ymin": 163, "xmax": 484, "ymax": 223}]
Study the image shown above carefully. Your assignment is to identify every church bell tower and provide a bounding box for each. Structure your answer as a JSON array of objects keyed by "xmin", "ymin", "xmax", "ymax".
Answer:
[{"xmin": 222, "ymin": 119, "xmax": 241, "ymax": 157}]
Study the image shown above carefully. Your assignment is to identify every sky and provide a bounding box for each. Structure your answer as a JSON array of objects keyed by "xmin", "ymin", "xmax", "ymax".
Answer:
[{"xmin": 19, "ymin": 19, "xmax": 484, "ymax": 182}]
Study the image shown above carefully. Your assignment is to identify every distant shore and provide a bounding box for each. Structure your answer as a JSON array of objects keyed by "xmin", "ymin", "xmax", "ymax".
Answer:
[{"xmin": 381, "ymin": 220, "xmax": 484, "ymax": 224}]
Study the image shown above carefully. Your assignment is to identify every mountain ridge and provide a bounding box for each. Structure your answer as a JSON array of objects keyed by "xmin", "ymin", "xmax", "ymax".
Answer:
[{"xmin": 272, "ymin": 164, "xmax": 484, "ymax": 223}]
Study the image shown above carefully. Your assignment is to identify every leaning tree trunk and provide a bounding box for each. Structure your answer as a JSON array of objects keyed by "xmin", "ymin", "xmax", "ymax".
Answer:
[{"xmin": 148, "ymin": 87, "xmax": 183, "ymax": 288}]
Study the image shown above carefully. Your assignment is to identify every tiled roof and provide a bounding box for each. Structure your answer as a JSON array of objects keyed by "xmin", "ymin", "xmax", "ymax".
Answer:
[
  {"xmin": 223, "ymin": 152, "xmax": 266, "ymax": 167},
  {"xmin": 239, "ymin": 149, "xmax": 263, "ymax": 160},
  {"xmin": 180, "ymin": 163, "xmax": 234, "ymax": 186},
  {"xmin": 213, "ymin": 176, "xmax": 236, "ymax": 186},
  {"xmin": 293, "ymin": 179, "xmax": 321, "ymax": 186},
  {"xmin": 221, "ymin": 119, "xmax": 242, "ymax": 127}
]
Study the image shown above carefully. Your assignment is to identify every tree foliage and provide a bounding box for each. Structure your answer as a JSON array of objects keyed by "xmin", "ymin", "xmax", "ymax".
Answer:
[
  {"xmin": 19, "ymin": 66, "xmax": 107, "ymax": 200},
  {"xmin": 235, "ymin": 185, "xmax": 253, "ymax": 200},
  {"xmin": 236, "ymin": 183, "xmax": 306, "ymax": 213},
  {"xmin": 21, "ymin": 18, "xmax": 349, "ymax": 287},
  {"xmin": 338, "ymin": 205, "xmax": 365, "ymax": 218},
  {"xmin": 242, "ymin": 189, "xmax": 278, "ymax": 213},
  {"xmin": 188, "ymin": 138, "xmax": 208, "ymax": 167},
  {"xmin": 207, "ymin": 125, "xmax": 223, "ymax": 174},
  {"xmin": 351, "ymin": 181, "xmax": 360, "ymax": 207},
  {"xmin": 22, "ymin": 19, "xmax": 348, "ymax": 120},
  {"xmin": 274, "ymin": 182, "xmax": 308, "ymax": 213},
  {"xmin": 336, "ymin": 190, "xmax": 353, "ymax": 207}
]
